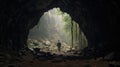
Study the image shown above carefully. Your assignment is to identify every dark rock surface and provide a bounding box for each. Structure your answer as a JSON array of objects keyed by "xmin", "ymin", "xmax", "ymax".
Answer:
[{"xmin": 0, "ymin": 0, "xmax": 119, "ymax": 60}]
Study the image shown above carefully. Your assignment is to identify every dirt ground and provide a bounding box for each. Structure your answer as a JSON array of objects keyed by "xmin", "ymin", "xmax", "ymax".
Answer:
[
  {"xmin": 1, "ymin": 59, "xmax": 120, "ymax": 67},
  {"xmin": 0, "ymin": 51, "xmax": 120, "ymax": 67}
]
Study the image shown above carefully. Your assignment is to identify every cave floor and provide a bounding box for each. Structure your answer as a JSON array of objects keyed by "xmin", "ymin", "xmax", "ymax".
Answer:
[
  {"xmin": 0, "ymin": 51, "xmax": 120, "ymax": 67},
  {"xmin": 1, "ymin": 59, "xmax": 120, "ymax": 67}
]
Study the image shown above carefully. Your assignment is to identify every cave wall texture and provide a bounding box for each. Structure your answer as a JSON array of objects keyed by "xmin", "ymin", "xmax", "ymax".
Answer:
[{"xmin": 0, "ymin": 0, "xmax": 119, "ymax": 59}]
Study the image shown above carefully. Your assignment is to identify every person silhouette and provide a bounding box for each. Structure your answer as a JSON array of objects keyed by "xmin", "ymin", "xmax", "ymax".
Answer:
[{"xmin": 57, "ymin": 40, "xmax": 61, "ymax": 52}]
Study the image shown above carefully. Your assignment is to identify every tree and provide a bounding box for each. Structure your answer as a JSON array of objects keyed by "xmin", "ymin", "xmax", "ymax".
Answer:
[{"xmin": 71, "ymin": 20, "xmax": 73, "ymax": 49}]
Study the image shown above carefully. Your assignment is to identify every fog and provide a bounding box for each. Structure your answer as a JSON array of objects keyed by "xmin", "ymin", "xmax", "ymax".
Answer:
[
  {"xmin": 29, "ymin": 8, "xmax": 69, "ymax": 43},
  {"xmin": 28, "ymin": 8, "xmax": 88, "ymax": 52}
]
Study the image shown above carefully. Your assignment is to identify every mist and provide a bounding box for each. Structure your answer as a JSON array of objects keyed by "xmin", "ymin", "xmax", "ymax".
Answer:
[{"xmin": 28, "ymin": 7, "xmax": 88, "ymax": 52}]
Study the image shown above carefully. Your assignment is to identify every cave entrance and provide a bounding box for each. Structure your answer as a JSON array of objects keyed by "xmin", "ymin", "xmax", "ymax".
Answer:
[{"xmin": 27, "ymin": 7, "xmax": 88, "ymax": 54}]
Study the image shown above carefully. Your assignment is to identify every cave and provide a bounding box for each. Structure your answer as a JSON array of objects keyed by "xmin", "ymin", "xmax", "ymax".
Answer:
[
  {"xmin": 27, "ymin": 7, "xmax": 88, "ymax": 53},
  {"xmin": 0, "ymin": 0, "xmax": 119, "ymax": 66}
]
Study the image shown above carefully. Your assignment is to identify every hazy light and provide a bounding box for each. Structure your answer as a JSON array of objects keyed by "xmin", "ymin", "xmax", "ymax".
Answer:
[
  {"xmin": 28, "ymin": 7, "xmax": 88, "ymax": 52},
  {"xmin": 29, "ymin": 7, "xmax": 68, "ymax": 43}
]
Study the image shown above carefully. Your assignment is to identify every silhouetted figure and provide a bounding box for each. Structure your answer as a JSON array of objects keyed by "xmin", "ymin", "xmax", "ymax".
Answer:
[{"xmin": 57, "ymin": 40, "xmax": 61, "ymax": 52}]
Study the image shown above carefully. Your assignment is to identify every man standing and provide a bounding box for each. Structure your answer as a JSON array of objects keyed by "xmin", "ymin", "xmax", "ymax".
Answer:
[{"xmin": 57, "ymin": 40, "xmax": 61, "ymax": 52}]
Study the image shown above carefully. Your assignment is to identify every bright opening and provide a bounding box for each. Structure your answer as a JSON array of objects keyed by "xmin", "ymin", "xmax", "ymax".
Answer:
[{"xmin": 27, "ymin": 7, "xmax": 88, "ymax": 53}]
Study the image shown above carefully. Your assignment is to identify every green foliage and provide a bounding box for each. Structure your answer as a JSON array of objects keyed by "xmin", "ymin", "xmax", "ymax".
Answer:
[
  {"xmin": 62, "ymin": 13, "xmax": 71, "ymax": 22},
  {"xmin": 55, "ymin": 7, "xmax": 72, "ymax": 45},
  {"xmin": 56, "ymin": 8, "xmax": 63, "ymax": 15},
  {"xmin": 62, "ymin": 13, "xmax": 71, "ymax": 32}
]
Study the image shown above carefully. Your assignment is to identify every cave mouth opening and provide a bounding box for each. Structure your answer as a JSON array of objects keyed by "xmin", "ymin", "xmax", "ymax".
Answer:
[{"xmin": 27, "ymin": 7, "xmax": 88, "ymax": 54}]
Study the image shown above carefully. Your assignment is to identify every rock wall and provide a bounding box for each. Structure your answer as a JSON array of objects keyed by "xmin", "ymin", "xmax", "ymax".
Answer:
[{"xmin": 0, "ymin": 0, "xmax": 119, "ymax": 59}]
